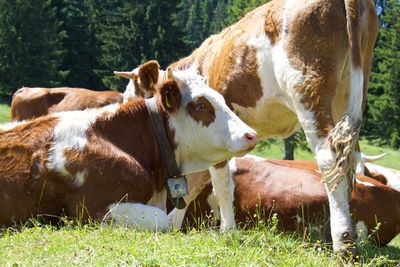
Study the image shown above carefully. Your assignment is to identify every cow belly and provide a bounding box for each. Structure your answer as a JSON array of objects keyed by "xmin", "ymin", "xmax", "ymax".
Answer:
[{"xmin": 232, "ymin": 101, "xmax": 300, "ymax": 138}]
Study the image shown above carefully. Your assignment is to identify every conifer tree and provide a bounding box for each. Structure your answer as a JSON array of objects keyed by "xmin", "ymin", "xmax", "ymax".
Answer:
[
  {"xmin": 56, "ymin": 0, "xmax": 104, "ymax": 89},
  {"xmin": 0, "ymin": 0, "xmax": 66, "ymax": 96},
  {"xmin": 364, "ymin": 0, "xmax": 400, "ymax": 148},
  {"xmin": 185, "ymin": 0, "xmax": 205, "ymax": 50},
  {"xmin": 210, "ymin": 0, "xmax": 230, "ymax": 34}
]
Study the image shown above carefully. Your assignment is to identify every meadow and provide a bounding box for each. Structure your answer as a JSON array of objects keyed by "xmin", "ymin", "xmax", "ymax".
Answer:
[{"xmin": 0, "ymin": 103, "xmax": 399, "ymax": 266}]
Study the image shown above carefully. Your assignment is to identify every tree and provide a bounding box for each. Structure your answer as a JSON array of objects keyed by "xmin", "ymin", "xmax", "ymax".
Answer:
[
  {"xmin": 363, "ymin": 0, "xmax": 400, "ymax": 149},
  {"xmin": 0, "ymin": 0, "xmax": 66, "ymax": 96},
  {"xmin": 56, "ymin": 0, "xmax": 104, "ymax": 89},
  {"xmin": 90, "ymin": 0, "xmax": 186, "ymax": 91},
  {"xmin": 185, "ymin": 0, "xmax": 205, "ymax": 50},
  {"xmin": 210, "ymin": 0, "xmax": 230, "ymax": 34},
  {"xmin": 226, "ymin": 0, "xmax": 268, "ymax": 25}
]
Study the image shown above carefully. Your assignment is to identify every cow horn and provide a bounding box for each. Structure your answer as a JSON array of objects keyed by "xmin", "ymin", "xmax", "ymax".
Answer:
[
  {"xmin": 364, "ymin": 153, "xmax": 386, "ymax": 162},
  {"xmin": 167, "ymin": 68, "xmax": 174, "ymax": 80},
  {"xmin": 113, "ymin": 71, "xmax": 136, "ymax": 79}
]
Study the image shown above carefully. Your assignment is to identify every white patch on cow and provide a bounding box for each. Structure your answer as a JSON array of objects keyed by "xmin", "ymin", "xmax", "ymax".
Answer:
[
  {"xmin": 347, "ymin": 67, "xmax": 364, "ymax": 122},
  {"xmin": 296, "ymin": 215, "xmax": 302, "ymax": 224},
  {"xmin": 146, "ymin": 189, "xmax": 167, "ymax": 212},
  {"xmin": 168, "ymin": 207, "xmax": 188, "ymax": 230},
  {"xmin": 282, "ymin": 0, "xmax": 295, "ymax": 39},
  {"xmin": 365, "ymin": 163, "xmax": 400, "ymax": 191},
  {"xmin": 122, "ymin": 68, "xmax": 139, "ymax": 103},
  {"xmin": 242, "ymin": 154, "xmax": 266, "ymax": 162},
  {"xmin": 206, "ymin": 190, "xmax": 221, "ymax": 227},
  {"xmin": 356, "ymin": 178, "xmax": 375, "ymax": 187},
  {"xmin": 325, "ymin": 177, "xmax": 353, "ymax": 252},
  {"xmin": 236, "ymin": 58, "xmax": 241, "ymax": 65},
  {"xmin": 233, "ymin": 23, "xmax": 301, "ymax": 138},
  {"xmin": 106, "ymin": 203, "xmax": 169, "ymax": 232},
  {"xmin": 46, "ymin": 106, "xmax": 119, "ymax": 176},
  {"xmin": 0, "ymin": 120, "xmax": 26, "ymax": 131},
  {"xmin": 168, "ymin": 69, "xmax": 256, "ymax": 175},
  {"xmin": 73, "ymin": 171, "xmax": 87, "ymax": 187},
  {"xmin": 356, "ymin": 221, "xmax": 368, "ymax": 241},
  {"xmin": 99, "ymin": 103, "xmax": 120, "ymax": 120},
  {"xmin": 208, "ymin": 159, "xmax": 237, "ymax": 231}
]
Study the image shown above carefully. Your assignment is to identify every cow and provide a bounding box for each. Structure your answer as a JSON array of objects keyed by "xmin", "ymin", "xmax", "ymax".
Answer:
[
  {"xmin": 11, "ymin": 87, "xmax": 123, "ymax": 121},
  {"xmin": 116, "ymin": 0, "xmax": 380, "ymax": 254},
  {"xmin": 356, "ymin": 153, "xmax": 400, "ymax": 191},
  {"xmin": 175, "ymin": 155, "xmax": 400, "ymax": 247},
  {"xmin": 0, "ymin": 66, "xmax": 258, "ymax": 231}
]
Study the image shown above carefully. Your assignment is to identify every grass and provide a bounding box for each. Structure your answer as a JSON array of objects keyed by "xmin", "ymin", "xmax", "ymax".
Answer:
[
  {"xmin": 252, "ymin": 138, "xmax": 400, "ymax": 170},
  {"xmin": 0, "ymin": 103, "xmax": 399, "ymax": 265},
  {"xmin": 1, "ymin": 221, "xmax": 399, "ymax": 266},
  {"xmin": 0, "ymin": 103, "xmax": 11, "ymax": 123}
]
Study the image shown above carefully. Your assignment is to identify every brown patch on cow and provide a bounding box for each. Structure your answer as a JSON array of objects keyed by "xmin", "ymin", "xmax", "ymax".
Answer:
[
  {"xmin": 0, "ymin": 116, "xmax": 59, "ymax": 226},
  {"xmin": 364, "ymin": 166, "xmax": 388, "ymax": 185},
  {"xmin": 344, "ymin": 0, "xmax": 361, "ymax": 68},
  {"xmin": 214, "ymin": 161, "xmax": 227, "ymax": 169},
  {"xmin": 182, "ymin": 158, "xmax": 400, "ymax": 246},
  {"xmin": 159, "ymin": 80, "xmax": 182, "ymax": 113},
  {"xmin": 186, "ymin": 96, "xmax": 216, "ymax": 126},
  {"xmin": 0, "ymin": 97, "xmax": 183, "ymax": 226},
  {"xmin": 264, "ymin": 0, "xmax": 284, "ymax": 45},
  {"xmin": 283, "ymin": 0, "xmax": 349, "ymax": 137},
  {"xmin": 222, "ymin": 45, "xmax": 264, "ymax": 109},
  {"xmin": 138, "ymin": 60, "xmax": 160, "ymax": 93}
]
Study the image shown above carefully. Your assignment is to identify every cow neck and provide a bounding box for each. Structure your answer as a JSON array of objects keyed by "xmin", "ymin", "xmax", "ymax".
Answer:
[
  {"xmin": 91, "ymin": 99, "xmax": 167, "ymax": 194},
  {"xmin": 145, "ymin": 96, "xmax": 187, "ymax": 209}
]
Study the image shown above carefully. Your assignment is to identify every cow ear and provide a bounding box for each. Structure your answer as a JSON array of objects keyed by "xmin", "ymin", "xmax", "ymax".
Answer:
[
  {"xmin": 159, "ymin": 80, "xmax": 182, "ymax": 113},
  {"xmin": 138, "ymin": 60, "xmax": 160, "ymax": 94}
]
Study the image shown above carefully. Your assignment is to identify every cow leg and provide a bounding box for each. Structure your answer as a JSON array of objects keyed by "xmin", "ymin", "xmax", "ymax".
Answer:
[
  {"xmin": 168, "ymin": 170, "xmax": 211, "ymax": 229},
  {"xmin": 295, "ymin": 108, "xmax": 359, "ymax": 255},
  {"xmin": 209, "ymin": 160, "xmax": 236, "ymax": 231},
  {"xmin": 105, "ymin": 203, "xmax": 169, "ymax": 232}
]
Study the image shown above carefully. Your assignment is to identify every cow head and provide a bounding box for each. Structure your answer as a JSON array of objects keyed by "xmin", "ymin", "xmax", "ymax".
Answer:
[
  {"xmin": 135, "ymin": 61, "xmax": 258, "ymax": 174},
  {"xmin": 114, "ymin": 60, "xmax": 165, "ymax": 102}
]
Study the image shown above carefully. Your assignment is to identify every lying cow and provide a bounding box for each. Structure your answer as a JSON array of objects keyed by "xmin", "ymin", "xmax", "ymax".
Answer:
[
  {"xmin": 356, "ymin": 153, "xmax": 400, "ymax": 191},
  {"xmin": 176, "ymin": 155, "xmax": 400, "ymax": 247},
  {"xmin": 11, "ymin": 87, "xmax": 123, "ymax": 121},
  {"xmin": 0, "ymin": 67, "xmax": 257, "ymax": 230},
  {"xmin": 116, "ymin": 0, "xmax": 380, "ymax": 254}
]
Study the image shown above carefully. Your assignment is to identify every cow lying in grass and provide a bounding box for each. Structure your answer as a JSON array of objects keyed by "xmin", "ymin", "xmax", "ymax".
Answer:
[
  {"xmin": 356, "ymin": 153, "xmax": 400, "ymax": 191},
  {"xmin": 0, "ymin": 68, "xmax": 257, "ymax": 230},
  {"xmin": 11, "ymin": 87, "xmax": 123, "ymax": 121},
  {"xmin": 171, "ymin": 155, "xmax": 400, "ymax": 247}
]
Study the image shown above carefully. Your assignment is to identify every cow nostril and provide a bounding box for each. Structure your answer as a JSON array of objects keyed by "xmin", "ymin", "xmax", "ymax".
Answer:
[{"xmin": 245, "ymin": 132, "xmax": 257, "ymax": 142}]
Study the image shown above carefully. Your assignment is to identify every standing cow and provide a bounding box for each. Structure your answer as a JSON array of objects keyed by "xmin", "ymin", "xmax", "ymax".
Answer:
[
  {"xmin": 117, "ymin": 0, "xmax": 379, "ymax": 255},
  {"xmin": 0, "ymin": 68, "xmax": 257, "ymax": 230}
]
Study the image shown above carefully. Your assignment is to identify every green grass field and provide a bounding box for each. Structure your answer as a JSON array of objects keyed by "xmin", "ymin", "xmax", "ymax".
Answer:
[{"xmin": 0, "ymin": 103, "xmax": 399, "ymax": 266}]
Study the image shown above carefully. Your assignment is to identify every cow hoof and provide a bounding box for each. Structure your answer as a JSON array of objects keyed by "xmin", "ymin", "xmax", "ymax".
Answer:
[
  {"xmin": 339, "ymin": 245, "xmax": 360, "ymax": 262},
  {"xmin": 337, "ymin": 231, "xmax": 359, "ymax": 262}
]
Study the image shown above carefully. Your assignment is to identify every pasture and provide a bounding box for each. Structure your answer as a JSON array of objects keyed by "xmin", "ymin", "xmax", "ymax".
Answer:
[{"xmin": 0, "ymin": 103, "xmax": 398, "ymax": 266}]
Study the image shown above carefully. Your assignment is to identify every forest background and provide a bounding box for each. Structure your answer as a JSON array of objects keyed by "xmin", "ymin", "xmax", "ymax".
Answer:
[{"xmin": 0, "ymin": 0, "xmax": 398, "ymax": 150}]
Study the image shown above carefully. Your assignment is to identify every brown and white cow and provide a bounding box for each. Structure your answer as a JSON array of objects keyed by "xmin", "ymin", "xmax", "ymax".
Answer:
[
  {"xmin": 11, "ymin": 87, "xmax": 123, "ymax": 121},
  {"xmin": 117, "ymin": 0, "xmax": 379, "ymax": 254},
  {"xmin": 356, "ymin": 153, "xmax": 400, "ymax": 191},
  {"xmin": 0, "ymin": 68, "xmax": 257, "ymax": 230},
  {"xmin": 176, "ymin": 155, "xmax": 400, "ymax": 247}
]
